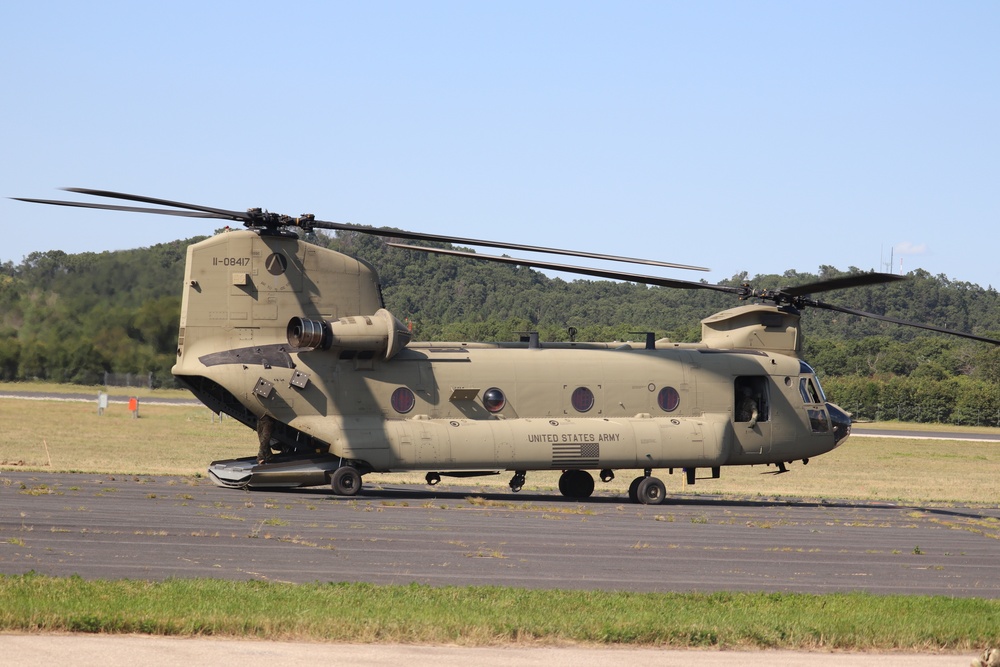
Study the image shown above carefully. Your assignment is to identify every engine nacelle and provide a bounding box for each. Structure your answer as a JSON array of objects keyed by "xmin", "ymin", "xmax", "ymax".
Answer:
[{"xmin": 287, "ymin": 308, "xmax": 411, "ymax": 360}]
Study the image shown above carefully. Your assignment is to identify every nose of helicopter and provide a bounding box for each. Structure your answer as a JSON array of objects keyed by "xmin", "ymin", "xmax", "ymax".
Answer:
[{"xmin": 828, "ymin": 403, "xmax": 852, "ymax": 447}]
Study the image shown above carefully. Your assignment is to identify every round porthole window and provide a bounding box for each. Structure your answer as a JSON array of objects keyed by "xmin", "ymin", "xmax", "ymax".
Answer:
[
  {"xmin": 571, "ymin": 386, "xmax": 594, "ymax": 413},
  {"xmin": 483, "ymin": 387, "xmax": 506, "ymax": 413},
  {"xmin": 657, "ymin": 386, "xmax": 680, "ymax": 412},
  {"xmin": 391, "ymin": 387, "xmax": 415, "ymax": 414}
]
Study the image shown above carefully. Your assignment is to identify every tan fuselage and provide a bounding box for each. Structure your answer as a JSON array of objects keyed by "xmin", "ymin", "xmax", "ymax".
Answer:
[{"xmin": 174, "ymin": 230, "xmax": 847, "ymax": 475}]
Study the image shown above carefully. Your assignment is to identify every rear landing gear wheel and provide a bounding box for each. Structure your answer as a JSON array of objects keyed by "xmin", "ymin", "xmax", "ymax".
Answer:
[
  {"xmin": 558, "ymin": 470, "xmax": 595, "ymax": 500},
  {"xmin": 331, "ymin": 466, "xmax": 362, "ymax": 496},
  {"xmin": 636, "ymin": 476, "xmax": 666, "ymax": 505}
]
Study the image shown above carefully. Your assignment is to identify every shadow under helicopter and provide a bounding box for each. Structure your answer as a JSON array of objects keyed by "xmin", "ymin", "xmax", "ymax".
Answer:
[{"xmin": 252, "ymin": 481, "xmax": 999, "ymax": 522}]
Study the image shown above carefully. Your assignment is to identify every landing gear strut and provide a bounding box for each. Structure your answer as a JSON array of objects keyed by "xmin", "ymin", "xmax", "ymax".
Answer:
[{"xmin": 509, "ymin": 470, "xmax": 526, "ymax": 493}]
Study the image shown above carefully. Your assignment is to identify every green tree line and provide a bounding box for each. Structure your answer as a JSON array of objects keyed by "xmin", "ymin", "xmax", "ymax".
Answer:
[
  {"xmin": 0, "ymin": 239, "xmax": 200, "ymax": 386},
  {"xmin": 2, "ymin": 229, "xmax": 999, "ymax": 423}
]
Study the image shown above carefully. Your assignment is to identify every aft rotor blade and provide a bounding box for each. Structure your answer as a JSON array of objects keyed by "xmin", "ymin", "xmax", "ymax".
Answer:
[
  {"xmin": 781, "ymin": 273, "xmax": 907, "ymax": 297},
  {"xmin": 807, "ymin": 300, "xmax": 1000, "ymax": 345},
  {"xmin": 388, "ymin": 243, "xmax": 737, "ymax": 294},
  {"xmin": 62, "ymin": 188, "xmax": 249, "ymax": 221},
  {"xmin": 12, "ymin": 197, "xmax": 222, "ymax": 218},
  {"xmin": 309, "ymin": 219, "xmax": 708, "ymax": 271}
]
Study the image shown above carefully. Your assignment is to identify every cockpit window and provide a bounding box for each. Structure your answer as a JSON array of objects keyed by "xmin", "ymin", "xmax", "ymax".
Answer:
[
  {"xmin": 812, "ymin": 373, "xmax": 828, "ymax": 402},
  {"xmin": 797, "ymin": 361, "xmax": 827, "ymax": 401},
  {"xmin": 799, "ymin": 362, "xmax": 830, "ymax": 431},
  {"xmin": 799, "ymin": 377, "xmax": 822, "ymax": 404}
]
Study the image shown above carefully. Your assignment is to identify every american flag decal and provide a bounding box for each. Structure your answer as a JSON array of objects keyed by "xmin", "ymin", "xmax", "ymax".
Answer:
[{"xmin": 551, "ymin": 442, "xmax": 600, "ymax": 468}]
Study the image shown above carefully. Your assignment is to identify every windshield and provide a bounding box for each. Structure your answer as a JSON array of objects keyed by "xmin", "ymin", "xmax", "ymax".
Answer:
[{"xmin": 798, "ymin": 360, "xmax": 827, "ymax": 403}]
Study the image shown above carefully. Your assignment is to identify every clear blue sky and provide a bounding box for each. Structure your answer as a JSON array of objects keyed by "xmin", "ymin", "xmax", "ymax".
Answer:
[{"xmin": 3, "ymin": 1, "xmax": 998, "ymax": 289}]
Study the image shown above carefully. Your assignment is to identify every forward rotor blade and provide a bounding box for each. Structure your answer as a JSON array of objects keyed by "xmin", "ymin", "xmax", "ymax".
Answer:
[
  {"xmin": 781, "ymin": 273, "xmax": 907, "ymax": 297},
  {"xmin": 387, "ymin": 243, "xmax": 737, "ymax": 294},
  {"xmin": 309, "ymin": 219, "xmax": 708, "ymax": 271},
  {"xmin": 807, "ymin": 300, "xmax": 1000, "ymax": 345},
  {"xmin": 12, "ymin": 197, "xmax": 223, "ymax": 218},
  {"xmin": 35, "ymin": 189, "xmax": 710, "ymax": 271},
  {"xmin": 62, "ymin": 188, "xmax": 249, "ymax": 221}
]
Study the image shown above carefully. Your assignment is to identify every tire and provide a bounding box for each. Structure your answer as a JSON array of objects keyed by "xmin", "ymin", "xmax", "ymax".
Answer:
[
  {"xmin": 628, "ymin": 476, "xmax": 644, "ymax": 504},
  {"xmin": 558, "ymin": 470, "xmax": 595, "ymax": 499},
  {"xmin": 636, "ymin": 476, "xmax": 666, "ymax": 505},
  {"xmin": 573, "ymin": 470, "xmax": 595, "ymax": 499},
  {"xmin": 558, "ymin": 472, "xmax": 570, "ymax": 497},
  {"xmin": 331, "ymin": 466, "xmax": 362, "ymax": 496}
]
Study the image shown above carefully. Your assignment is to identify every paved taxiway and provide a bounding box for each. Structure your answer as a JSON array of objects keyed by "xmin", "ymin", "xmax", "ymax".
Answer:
[{"xmin": 2, "ymin": 471, "xmax": 999, "ymax": 596}]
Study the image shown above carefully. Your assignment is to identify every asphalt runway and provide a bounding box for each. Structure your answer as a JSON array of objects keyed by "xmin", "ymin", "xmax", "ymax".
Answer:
[{"xmin": 2, "ymin": 470, "xmax": 999, "ymax": 597}]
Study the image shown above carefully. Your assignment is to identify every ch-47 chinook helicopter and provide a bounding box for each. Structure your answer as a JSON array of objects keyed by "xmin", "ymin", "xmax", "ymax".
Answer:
[{"xmin": 17, "ymin": 188, "xmax": 1000, "ymax": 504}]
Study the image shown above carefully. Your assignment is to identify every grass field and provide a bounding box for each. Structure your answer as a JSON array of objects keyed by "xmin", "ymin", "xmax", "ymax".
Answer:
[
  {"xmin": 0, "ymin": 380, "xmax": 196, "ymax": 400},
  {"xmin": 1, "ymin": 575, "xmax": 998, "ymax": 650}
]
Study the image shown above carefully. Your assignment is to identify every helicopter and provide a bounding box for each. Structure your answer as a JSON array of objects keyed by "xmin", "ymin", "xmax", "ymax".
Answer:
[{"xmin": 16, "ymin": 188, "xmax": 1000, "ymax": 505}]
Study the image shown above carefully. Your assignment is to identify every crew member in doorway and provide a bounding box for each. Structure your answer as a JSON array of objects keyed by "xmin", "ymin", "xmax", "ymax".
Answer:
[{"xmin": 737, "ymin": 386, "xmax": 759, "ymax": 428}]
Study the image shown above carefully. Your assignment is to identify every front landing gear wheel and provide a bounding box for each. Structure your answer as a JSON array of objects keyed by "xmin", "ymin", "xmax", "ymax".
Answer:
[
  {"xmin": 558, "ymin": 470, "xmax": 595, "ymax": 500},
  {"xmin": 636, "ymin": 476, "xmax": 666, "ymax": 505},
  {"xmin": 628, "ymin": 476, "xmax": 644, "ymax": 504},
  {"xmin": 331, "ymin": 466, "xmax": 362, "ymax": 496}
]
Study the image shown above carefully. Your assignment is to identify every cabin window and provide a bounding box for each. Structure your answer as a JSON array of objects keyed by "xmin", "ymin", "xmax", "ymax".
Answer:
[
  {"xmin": 483, "ymin": 387, "xmax": 506, "ymax": 413},
  {"xmin": 734, "ymin": 376, "xmax": 769, "ymax": 423},
  {"xmin": 657, "ymin": 386, "xmax": 680, "ymax": 412},
  {"xmin": 571, "ymin": 386, "xmax": 595, "ymax": 413},
  {"xmin": 391, "ymin": 387, "xmax": 415, "ymax": 414}
]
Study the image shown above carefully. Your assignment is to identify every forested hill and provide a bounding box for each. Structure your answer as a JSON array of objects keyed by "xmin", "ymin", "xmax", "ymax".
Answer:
[
  {"xmin": 0, "ymin": 239, "xmax": 202, "ymax": 385},
  {"xmin": 2, "ymin": 231, "xmax": 999, "ymax": 424}
]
